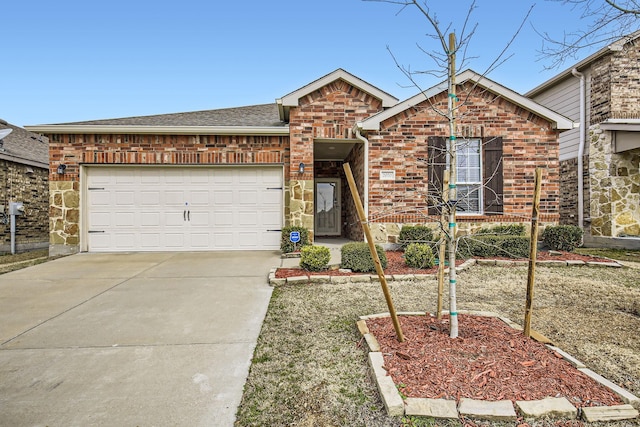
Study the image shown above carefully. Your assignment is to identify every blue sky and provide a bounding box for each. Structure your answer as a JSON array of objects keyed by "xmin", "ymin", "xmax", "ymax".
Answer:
[{"xmin": 3, "ymin": 1, "xmax": 607, "ymax": 127}]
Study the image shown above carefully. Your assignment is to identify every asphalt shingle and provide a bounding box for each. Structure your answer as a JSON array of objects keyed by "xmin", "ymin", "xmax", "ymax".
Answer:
[
  {"xmin": 0, "ymin": 119, "xmax": 49, "ymax": 168},
  {"xmin": 57, "ymin": 103, "xmax": 285, "ymax": 128}
]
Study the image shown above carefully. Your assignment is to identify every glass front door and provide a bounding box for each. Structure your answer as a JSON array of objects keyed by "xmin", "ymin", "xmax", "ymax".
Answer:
[{"xmin": 315, "ymin": 179, "xmax": 341, "ymax": 236}]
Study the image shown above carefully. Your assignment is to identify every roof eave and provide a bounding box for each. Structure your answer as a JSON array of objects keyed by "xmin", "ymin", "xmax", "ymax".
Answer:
[
  {"xmin": 24, "ymin": 125, "xmax": 290, "ymax": 136},
  {"xmin": 526, "ymin": 31, "xmax": 640, "ymax": 97},
  {"xmin": 278, "ymin": 69, "xmax": 398, "ymax": 109},
  {"xmin": 358, "ymin": 70, "xmax": 573, "ymax": 131}
]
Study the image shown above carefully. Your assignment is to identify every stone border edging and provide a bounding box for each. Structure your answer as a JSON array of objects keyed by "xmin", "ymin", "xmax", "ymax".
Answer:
[
  {"xmin": 269, "ymin": 257, "xmax": 623, "ymax": 286},
  {"xmin": 357, "ymin": 310, "xmax": 639, "ymax": 422}
]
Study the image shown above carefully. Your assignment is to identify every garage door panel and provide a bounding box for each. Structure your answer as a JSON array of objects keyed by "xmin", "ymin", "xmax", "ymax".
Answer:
[
  {"xmin": 115, "ymin": 212, "xmax": 136, "ymax": 227},
  {"xmin": 90, "ymin": 191, "xmax": 111, "ymax": 206},
  {"xmin": 140, "ymin": 233, "xmax": 161, "ymax": 248},
  {"xmin": 140, "ymin": 212, "xmax": 160, "ymax": 227},
  {"xmin": 165, "ymin": 190, "xmax": 186, "ymax": 206},
  {"xmin": 86, "ymin": 167, "xmax": 282, "ymax": 252},
  {"xmin": 114, "ymin": 234, "xmax": 136, "ymax": 249},
  {"xmin": 141, "ymin": 191, "xmax": 160, "ymax": 205}
]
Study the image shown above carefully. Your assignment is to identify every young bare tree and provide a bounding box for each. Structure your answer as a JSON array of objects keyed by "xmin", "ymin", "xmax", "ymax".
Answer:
[
  {"xmin": 537, "ymin": 0, "xmax": 640, "ymax": 68},
  {"xmin": 365, "ymin": 0, "xmax": 532, "ymax": 338}
]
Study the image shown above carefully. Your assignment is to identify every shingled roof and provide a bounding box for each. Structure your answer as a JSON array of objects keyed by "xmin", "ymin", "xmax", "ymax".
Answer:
[
  {"xmin": 0, "ymin": 119, "xmax": 49, "ymax": 169},
  {"xmin": 60, "ymin": 103, "xmax": 285, "ymax": 127}
]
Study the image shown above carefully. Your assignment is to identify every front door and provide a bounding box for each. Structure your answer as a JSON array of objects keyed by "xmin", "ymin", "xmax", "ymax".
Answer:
[{"xmin": 315, "ymin": 178, "xmax": 341, "ymax": 236}]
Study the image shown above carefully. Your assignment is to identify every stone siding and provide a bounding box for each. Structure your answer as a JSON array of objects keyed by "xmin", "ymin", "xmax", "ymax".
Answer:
[
  {"xmin": 47, "ymin": 133, "xmax": 289, "ymax": 253},
  {"xmin": 589, "ymin": 125, "xmax": 640, "ymax": 237},
  {"xmin": 0, "ymin": 160, "xmax": 49, "ymax": 253}
]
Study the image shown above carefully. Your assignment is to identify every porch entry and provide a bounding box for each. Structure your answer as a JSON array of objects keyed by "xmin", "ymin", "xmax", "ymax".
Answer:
[{"xmin": 315, "ymin": 178, "xmax": 341, "ymax": 236}]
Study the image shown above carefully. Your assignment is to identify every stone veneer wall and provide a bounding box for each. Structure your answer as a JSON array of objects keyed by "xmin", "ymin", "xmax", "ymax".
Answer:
[
  {"xmin": 285, "ymin": 179, "xmax": 314, "ymax": 238},
  {"xmin": 49, "ymin": 181, "xmax": 80, "ymax": 255},
  {"xmin": 589, "ymin": 125, "xmax": 640, "ymax": 237},
  {"xmin": 0, "ymin": 160, "xmax": 49, "ymax": 253},
  {"xmin": 559, "ymin": 156, "xmax": 591, "ymax": 226}
]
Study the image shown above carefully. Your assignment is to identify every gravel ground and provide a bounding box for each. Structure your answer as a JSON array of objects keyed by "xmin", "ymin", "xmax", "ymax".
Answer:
[{"xmin": 235, "ymin": 262, "xmax": 640, "ymax": 427}]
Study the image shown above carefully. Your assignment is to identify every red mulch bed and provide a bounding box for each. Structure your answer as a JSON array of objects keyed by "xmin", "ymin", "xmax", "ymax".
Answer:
[
  {"xmin": 275, "ymin": 250, "xmax": 614, "ymax": 279},
  {"xmin": 365, "ymin": 314, "xmax": 624, "ymax": 407}
]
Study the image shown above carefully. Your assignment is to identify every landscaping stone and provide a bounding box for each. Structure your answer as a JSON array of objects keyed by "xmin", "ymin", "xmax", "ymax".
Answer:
[
  {"xmin": 578, "ymin": 368, "xmax": 640, "ymax": 407},
  {"xmin": 515, "ymin": 397, "xmax": 577, "ymax": 419},
  {"xmin": 581, "ymin": 404, "xmax": 639, "ymax": 422},
  {"xmin": 286, "ymin": 275, "xmax": 309, "ymax": 284},
  {"xmin": 405, "ymin": 398, "xmax": 458, "ymax": 419},
  {"xmin": 330, "ymin": 276, "xmax": 351, "ymax": 284},
  {"xmin": 368, "ymin": 352, "xmax": 404, "ymax": 417},
  {"xmin": 458, "ymin": 398, "xmax": 517, "ymax": 421},
  {"xmin": 546, "ymin": 345, "xmax": 586, "ymax": 368},
  {"xmin": 308, "ymin": 275, "xmax": 330, "ymax": 284},
  {"xmin": 349, "ymin": 275, "xmax": 371, "ymax": 283}
]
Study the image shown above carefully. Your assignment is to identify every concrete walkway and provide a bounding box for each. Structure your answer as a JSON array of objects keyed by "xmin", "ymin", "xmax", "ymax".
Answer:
[{"xmin": 0, "ymin": 251, "xmax": 277, "ymax": 427}]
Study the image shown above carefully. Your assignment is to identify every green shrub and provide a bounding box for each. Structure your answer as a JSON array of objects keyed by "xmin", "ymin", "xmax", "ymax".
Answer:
[
  {"xmin": 476, "ymin": 224, "xmax": 526, "ymax": 236},
  {"xmin": 404, "ymin": 243, "xmax": 436, "ymax": 269},
  {"xmin": 398, "ymin": 225, "xmax": 434, "ymax": 249},
  {"xmin": 542, "ymin": 225, "xmax": 584, "ymax": 252},
  {"xmin": 300, "ymin": 245, "xmax": 331, "ymax": 272},
  {"xmin": 457, "ymin": 235, "xmax": 530, "ymax": 259},
  {"xmin": 341, "ymin": 242, "xmax": 387, "ymax": 273},
  {"xmin": 280, "ymin": 226, "xmax": 310, "ymax": 253}
]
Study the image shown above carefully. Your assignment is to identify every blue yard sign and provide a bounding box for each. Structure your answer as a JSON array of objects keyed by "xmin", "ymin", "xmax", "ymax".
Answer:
[{"xmin": 289, "ymin": 231, "xmax": 301, "ymax": 243}]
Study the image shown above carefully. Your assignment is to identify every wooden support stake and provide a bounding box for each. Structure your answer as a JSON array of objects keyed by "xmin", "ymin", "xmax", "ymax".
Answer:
[
  {"xmin": 343, "ymin": 163, "xmax": 404, "ymax": 342},
  {"xmin": 524, "ymin": 168, "xmax": 543, "ymax": 337},
  {"xmin": 436, "ymin": 170, "xmax": 450, "ymax": 320}
]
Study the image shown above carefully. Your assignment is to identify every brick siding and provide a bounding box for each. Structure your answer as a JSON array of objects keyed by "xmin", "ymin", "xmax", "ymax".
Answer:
[{"xmin": 366, "ymin": 83, "xmax": 560, "ymax": 225}]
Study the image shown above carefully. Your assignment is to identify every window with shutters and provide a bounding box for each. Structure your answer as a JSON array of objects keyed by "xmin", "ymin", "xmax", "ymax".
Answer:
[
  {"xmin": 428, "ymin": 136, "xmax": 503, "ymax": 216},
  {"xmin": 456, "ymin": 139, "xmax": 482, "ymax": 214}
]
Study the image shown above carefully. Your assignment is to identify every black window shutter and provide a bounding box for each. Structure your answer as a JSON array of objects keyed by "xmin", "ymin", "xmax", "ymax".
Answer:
[
  {"xmin": 427, "ymin": 136, "xmax": 447, "ymax": 215},
  {"xmin": 483, "ymin": 136, "xmax": 503, "ymax": 214}
]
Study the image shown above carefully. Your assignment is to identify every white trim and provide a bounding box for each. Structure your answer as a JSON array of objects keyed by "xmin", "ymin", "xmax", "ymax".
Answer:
[
  {"xmin": 25, "ymin": 125, "xmax": 289, "ymax": 136},
  {"xmin": 277, "ymin": 69, "xmax": 398, "ymax": 108},
  {"xmin": 358, "ymin": 70, "xmax": 574, "ymax": 131}
]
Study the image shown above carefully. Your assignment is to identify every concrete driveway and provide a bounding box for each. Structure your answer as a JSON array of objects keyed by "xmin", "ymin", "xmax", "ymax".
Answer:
[{"xmin": 0, "ymin": 251, "xmax": 277, "ymax": 427}]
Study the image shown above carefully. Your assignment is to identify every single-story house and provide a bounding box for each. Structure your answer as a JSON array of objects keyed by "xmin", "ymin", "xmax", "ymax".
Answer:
[
  {"xmin": 0, "ymin": 119, "xmax": 49, "ymax": 253},
  {"xmin": 527, "ymin": 31, "xmax": 640, "ymax": 248},
  {"xmin": 27, "ymin": 69, "xmax": 572, "ymax": 255}
]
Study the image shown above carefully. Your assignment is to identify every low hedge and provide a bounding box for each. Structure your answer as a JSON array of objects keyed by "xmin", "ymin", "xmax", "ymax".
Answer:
[
  {"xmin": 280, "ymin": 226, "xmax": 311, "ymax": 253},
  {"xmin": 398, "ymin": 225, "xmax": 435, "ymax": 249},
  {"xmin": 457, "ymin": 235, "xmax": 530, "ymax": 259},
  {"xmin": 341, "ymin": 242, "xmax": 387, "ymax": 273},
  {"xmin": 476, "ymin": 224, "xmax": 526, "ymax": 236},
  {"xmin": 404, "ymin": 243, "xmax": 435, "ymax": 269},
  {"xmin": 300, "ymin": 245, "xmax": 331, "ymax": 272},
  {"xmin": 542, "ymin": 225, "xmax": 584, "ymax": 252}
]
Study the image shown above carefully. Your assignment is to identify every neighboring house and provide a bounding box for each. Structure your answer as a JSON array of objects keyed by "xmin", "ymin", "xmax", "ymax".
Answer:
[
  {"xmin": 527, "ymin": 32, "xmax": 640, "ymax": 248},
  {"xmin": 0, "ymin": 119, "xmax": 49, "ymax": 253},
  {"xmin": 27, "ymin": 69, "xmax": 571, "ymax": 255}
]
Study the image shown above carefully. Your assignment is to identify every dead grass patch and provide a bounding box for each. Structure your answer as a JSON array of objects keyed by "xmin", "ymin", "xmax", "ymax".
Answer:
[{"xmin": 235, "ymin": 264, "xmax": 640, "ymax": 427}]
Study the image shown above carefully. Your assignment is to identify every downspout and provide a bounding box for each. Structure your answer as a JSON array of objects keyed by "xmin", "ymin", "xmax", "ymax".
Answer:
[
  {"xmin": 354, "ymin": 125, "xmax": 369, "ymax": 222},
  {"xmin": 572, "ymin": 68, "xmax": 586, "ymax": 229}
]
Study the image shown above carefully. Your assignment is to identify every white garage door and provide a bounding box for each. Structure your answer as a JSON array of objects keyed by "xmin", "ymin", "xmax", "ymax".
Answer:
[{"xmin": 85, "ymin": 166, "xmax": 283, "ymax": 252}]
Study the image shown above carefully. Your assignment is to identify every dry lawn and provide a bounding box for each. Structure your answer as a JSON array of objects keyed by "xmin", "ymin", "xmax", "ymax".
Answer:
[{"xmin": 235, "ymin": 262, "xmax": 639, "ymax": 427}]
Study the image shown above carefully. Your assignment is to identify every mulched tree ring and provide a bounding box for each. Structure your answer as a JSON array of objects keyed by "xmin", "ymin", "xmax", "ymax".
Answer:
[{"xmin": 365, "ymin": 314, "xmax": 624, "ymax": 407}]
